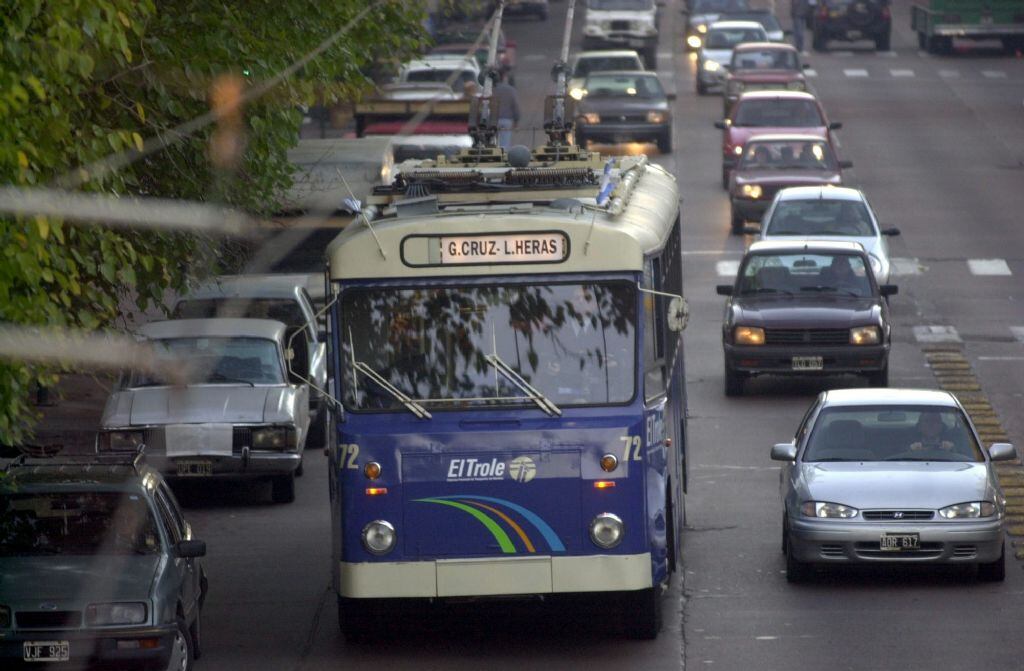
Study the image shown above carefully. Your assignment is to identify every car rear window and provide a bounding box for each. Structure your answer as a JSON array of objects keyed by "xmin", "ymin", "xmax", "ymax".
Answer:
[
  {"xmin": 766, "ymin": 199, "xmax": 874, "ymax": 237},
  {"xmin": 733, "ymin": 99, "xmax": 823, "ymax": 127}
]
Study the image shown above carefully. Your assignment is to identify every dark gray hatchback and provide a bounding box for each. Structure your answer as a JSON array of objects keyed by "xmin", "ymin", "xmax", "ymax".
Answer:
[
  {"xmin": 716, "ymin": 240, "xmax": 897, "ymax": 396},
  {"xmin": 573, "ymin": 71, "xmax": 674, "ymax": 153},
  {"xmin": 0, "ymin": 453, "xmax": 207, "ymax": 670}
]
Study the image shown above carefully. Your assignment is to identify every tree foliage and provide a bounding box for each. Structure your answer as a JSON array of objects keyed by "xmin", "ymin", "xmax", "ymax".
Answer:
[{"xmin": 0, "ymin": 0, "xmax": 429, "ymax": 444}]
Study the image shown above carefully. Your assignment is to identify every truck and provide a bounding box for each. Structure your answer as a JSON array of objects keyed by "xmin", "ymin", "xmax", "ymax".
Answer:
[{"xmin": 911, "ymin": 0, "xmax": 1024, "ymax": 53}]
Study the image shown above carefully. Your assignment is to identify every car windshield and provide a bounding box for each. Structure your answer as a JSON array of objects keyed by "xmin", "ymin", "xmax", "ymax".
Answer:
[
  {"xmin": 589, "ymin": 0, "xmax": 655, "ymax": 9},
  {"xmin": 128, "ymin": 336, "xmax": 284, "ymax": 386},
  {"xmin": 803, "ymin": 406, "xmax": 985, "ymax": 462},
  {"xmin": 405, "ymin": 69, "xmax": 476, "ymax": 89},
  {"xmin": 738, "ymin": 252, "xmax": 872, "ymax": 297},
  {"xmin": 731, "ymin": 48, "xmax": 798, "ymax": 70},
  {"xmin": 341, "ymin": 282, "xmax": 636, "ymax": 411},
  {"xmin": 0, "ymin": 492, "xmax": 161, "ymax": 556},
  {"xmin": 174, "ymin": 298, "xmax": 305, "ymax": 327},
  {"xmin": 692, "ymin": 0, "xmax": 750, "ymax": 13},
  {"xmin": 731, "ymin": 12, "xmax": 783, "ymax": 32},
  {"xmin": 582, "ymin": 74, "xmax": 664, "ymax": 98},
  {"xmin": 574, "ymin": 56, "xmax": 642, "ymax": 77},
  {"xmin": 732, "ymin": 99, "xmax": 823, "ymax": 127},
  {"xmin": 705, "ymin": 28, "xmax": 766, "ymax": 49},
  {"xmin": 739, "ymin": 140, "xmax": 837, "ymax": 170},
  {"xmin": 766, "ymin": 199, "xmax": 875, "ymax": 236}
]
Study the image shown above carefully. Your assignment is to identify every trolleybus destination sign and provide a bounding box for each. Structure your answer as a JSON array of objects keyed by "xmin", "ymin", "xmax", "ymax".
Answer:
[{"xmin": 439, "ymin": 233, "xmax": 568, "ymax": 264}]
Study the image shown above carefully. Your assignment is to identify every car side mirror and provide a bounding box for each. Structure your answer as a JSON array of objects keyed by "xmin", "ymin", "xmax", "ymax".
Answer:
[
  {"xmin": 770, "ymin": 442, "xmax": 798, "ymax": 461},
  {"xmin": 988, "ymin": 443, "xmax": 1016, "ymax": 462},
  {"xmin": 882, "ymin": 227, "xmax": 900, "ymax": 236},
  {"xmin": 880, "ymin": 284, "xmax": 898, "ymax": 297},
  {"xmin": 716, "ymin": 284, "xmax": 734, "ymax": 296},
  {"xmin": 714, "ymin": 120, "xmax": 727, "ymax": 129},
  {"xmin": 667, "ymin": 296, "xmax": 689, "ymax": 332},
  {"xmin": 829, "ymin": 121, "xmax": 843, "ymax": 130},
  {"xmin": 839, "ymin": 160, "xmax": 853, "ymax": 169},
  {"xmin": 801, "ymin": 63, "xmax": 811, "ymax": 69},
  {"xmin": 175, "ymin": 539, "xmax": 207, "ymax": 559},
  {"xmin": 666, "ymin": 92, "xmax": 677, "ymax": 101}
]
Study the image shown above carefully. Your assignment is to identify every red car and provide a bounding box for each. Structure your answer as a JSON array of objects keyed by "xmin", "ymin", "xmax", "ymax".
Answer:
[
  {"xmin": 714, "ymin": 91, "xmax": 842, "ymax": 189},
  {"xmin": 721, "ymin": 42, "xmax": 809, "ymax": 117}
]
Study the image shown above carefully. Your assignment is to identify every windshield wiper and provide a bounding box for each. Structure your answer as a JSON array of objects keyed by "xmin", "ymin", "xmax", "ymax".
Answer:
[
  {"xmin": 484, "ymin": 353, "xmax": 561, "ymax": 417},
  {"xmin": 742, "ymin": 287, "xmax": 794, "ymax": 296},
  {"xmin": 352, "ymin": 361, "xmax": 431, "ymax": 419}
]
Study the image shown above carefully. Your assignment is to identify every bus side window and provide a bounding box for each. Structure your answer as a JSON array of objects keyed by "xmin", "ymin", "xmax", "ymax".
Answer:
[{"xmin": 644, "ymin": 259, "xmax": 666, "ymax": 402}]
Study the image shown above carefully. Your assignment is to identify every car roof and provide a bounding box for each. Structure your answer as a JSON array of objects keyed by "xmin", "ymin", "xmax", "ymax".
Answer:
[
  {"xmin": 744, "ymin": 133, "xmax": 832, "ymax": 143},
  {"xmin": 402, "ymin": 57, "xmax": 479, "ymax": 72},
  {"xmin": 2, "ymin": 456, "xmax": 158, "ymax": 493},
  {"xmin": 776, "ymin": 186, "xmax": 865, "ymax": 201},
  {"xmin": 139, "ymin": 318, "xmax": 287, "ymax": 341},
  {"xmin": 734, "ymin": 41, "xmax": 796, "ymax": 51},
  {"xmin": 736, "ymin": 90, "xmax": 817, "ymax": 102},
  {"xmin": 708, "ymin": 20, "xmax": 765, "ymax": 30},
  {"xmin": 746, "ymin": 239, "xmax": 866, "ymax": 255},
  {"xmin": 182, "ymin": 274, "xmax": 316, "ymax": 301},
  {"xmin": 821, "ymin": 388, "xmax": 958, "ymax": 408},
  {"xmin": 584, "ymin": 70, "xmax": 661, "ymax": 78},
  {"xmin": 574, "ymin": 49, "xmax": 642, "ymax": 60}
]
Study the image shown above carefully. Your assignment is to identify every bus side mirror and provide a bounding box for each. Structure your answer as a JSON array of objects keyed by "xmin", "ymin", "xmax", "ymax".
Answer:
[{"xmin": 667, "ymin": 296, "xmax": 689, "ymax": 332}]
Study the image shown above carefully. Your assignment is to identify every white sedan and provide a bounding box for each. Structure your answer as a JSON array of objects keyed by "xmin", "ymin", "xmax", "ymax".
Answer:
[
  {"xmin": 696, "ymin": 20, "xmax": 767, "ymax": 95},
  {"xmin": 758, "ymin": 186, "xmax": 900, "ymax": 284}
]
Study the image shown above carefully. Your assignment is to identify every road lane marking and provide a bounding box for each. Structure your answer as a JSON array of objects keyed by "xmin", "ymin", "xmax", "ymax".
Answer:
[
  {"xmin": 890, "ymin": 257, "xmax": 922, "ymax": 275},
  {"xmin": 968, "ymin": 258, "xmax": 1012, "ymax": 275},
  {"xmin": 890, "ymin": 69, "xmax": 915, "ymax": 77},
  {"xmin": 804, "ymin": 68, "xmax": 818, "ymax": 77},
  {"xmin": 523, "ymin": 54, "xmax": 546, "ymax": 62},
  {"xmin": 833, "ymin": 51, "xmax": 854, "ymax": 57},
  {"xmin": 914, "ymin": 325, "xmax": 961, "ymax": 343},
  {"xmin": 843, "ymin": 68, "xmax": 869, "ymax": 77},
  {"xmin": 1010, "ymin": 326, "xmax": 1024, "ymax": 343},
  {"xmin": 939, "ymin": 69, "xmax": 960, "ymax": 78},
  {"xmin": 978, "ymin": 356, "xmax": 1024, "ymax": 361},
  {"xmin": 877, "ymin": 51, "xmax": 898, "ymax": 57},
  {"xmin": 982, "ymin": 70, "xmax": 1007, "ymax": 79},
  {"xmin": 716, "ymin": 260, "xmax": 740, "ymax": 277}
]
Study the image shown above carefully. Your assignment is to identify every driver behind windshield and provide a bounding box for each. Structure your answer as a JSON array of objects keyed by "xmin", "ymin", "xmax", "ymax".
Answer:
[{"xmin": 910, "ymin": 410, "xmax": 955, "ymax": 452}]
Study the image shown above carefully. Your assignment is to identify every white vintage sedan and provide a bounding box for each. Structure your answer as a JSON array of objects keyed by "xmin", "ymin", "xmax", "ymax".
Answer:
[
  {"xmin": 773, "ymin": 388, "xmax": 1015, "ymax": 582},
  {"xmin": 97, "ymin": 318, "xmax": 308, "ymax": 503}
]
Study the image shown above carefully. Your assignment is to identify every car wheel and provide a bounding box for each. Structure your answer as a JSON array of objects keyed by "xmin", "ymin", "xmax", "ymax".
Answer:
[
  {"xmin": 785, "ymin": 540, "xmax": 813, "ymax": 584},
  {"xmin": 866, "ymin": 364, "xmax": 888, "ymax": 388},
  {"xmin": 168, "ymin": 616, "xmax": 195, "ymax": 671},
  {"xmin": 977, "ymin": 543, "xmax": 1006, "ymax": 582},
  {"xmin": 338, "ymin": 596, "xmax": 390, "ymax": 642},
  {"xmin": 928, "ymin": 35, "xmax": 952, "ymax": 54},
  {"xmin": 296, "ymin": 457, "xmax": 304, "ymax": 478},
  {"xmin": 306, "ymin": 411, "xmax": 327, "ymax": 450},
  {"xmin": 721, "ymin": 166, "xmax": 730, "ymax": 190},
  {"xmin": 875, "ymin": 30, "xmax": 891, "ymax": 51},
  {"xmin": 624, "ymin": 586, "xmax": 663, "ymax": 639},
  {"xmin": 657, "ymin": 132, "xmax": 673, "ymax": 154},
  {"xmin": 781, "ymin": 515, "xmax": 789, "ymax": 555},
  {"xmin": 724, "ymin": 363, "xmax": 745, "ymax": 396},
  {"xmin": 189, "ymin": 607, "xmax": 202, "ymax": 660},
  {"xmin": 642, "ymin": 46, "xmax": 657, "ymax": 70},
  {"xmin": 730, "ymin": 208, "xmax": 745, "ymax": 235},
  {"xmin": 696, "ymin": 77, "xmax": 708, "ymax": 95},
  {"xmin": 271, "ymin": 473, "xmax": 296, "ymax": 504}
]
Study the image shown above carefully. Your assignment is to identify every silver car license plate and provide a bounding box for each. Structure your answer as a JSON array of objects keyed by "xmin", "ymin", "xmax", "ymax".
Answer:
[
  {"xmin": 176, "ymin": 459, "xmax": 213, "ymax": 476},
  {"xmin": 880, "ymin": 533, "xmax": 920, "ymax": 551},
  {"xmin": 791, "ymin": 356, "xmax": 823, "ymax": 371},
  {"xmin": 24, "ymin": 640, "xmax": 70, "ymax": 662}
]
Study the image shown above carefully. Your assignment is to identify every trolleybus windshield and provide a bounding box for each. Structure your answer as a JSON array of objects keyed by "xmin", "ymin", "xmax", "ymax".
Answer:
[{"xmin": 341, "ymin": 281, "xmax": 636, "ymax": 412}]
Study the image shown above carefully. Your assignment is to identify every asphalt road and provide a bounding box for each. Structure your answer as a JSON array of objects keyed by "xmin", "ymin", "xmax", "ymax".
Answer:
[{"xmin": 176, "ymin": 1, "xmax": 1024, "ymax": 670}]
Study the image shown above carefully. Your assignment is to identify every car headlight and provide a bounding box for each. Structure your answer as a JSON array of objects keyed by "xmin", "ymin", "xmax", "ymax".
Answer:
[
  {"xmin": 581, "ymin": 112, "xmax": 600, "ymax": 124},
  {"xmin": 86, "ymin": 602, "xmax": 147, "ymax": 626},
  {"xmin": 787, "ymin": 80, "xmax": 807, "ymax": 91},
  {"xmin": 703, "ymin": 59, "xmax": 721, "ymax": 72},
  {"xmin": 0, "ymin": 605, "xmax": 10, "ymax": 628},
  {"xmin": 569, "ymin": 87, "xmax": 586, "ymax": 100},
  {"xmin": 939, "ymin": 502, "xmax": 997, "ymax": 519},
  {"xmin": 589, "ymin": 513, "xmax": 624, "ymax": 549},
  {"xmin": 252, "ymin": 427, "xmax": 296, "ymax": 450},
  {"xmin": 98, "ymin": 430, "xmax": 146, "ymax": 452},
  {"xmin": 734, "ymin": 326, "xmax": 765, "ymax": 345},
  {"xmin": 741, "ymin": 184, "xmax": 763, "ymax": 199},
  {"xmin": 732, "ymin": 145, "xmax": 743, "ymax": 156},
  {"xmin": 800, "ymin": 501, "xmax": 859, "ymax": 519},
  {"xmin": 687, "ymin": 35, "xmax": 703, "ymax": 49},
  {"xmin": 362, "ymin": 520, "xmax": 396, "ymax": 555},
  {"xmin": 646, "ymin": 111, "xmax": 667, "ymax": 124},
  {"xmin": 697, "ymin": 23, "xmax": 708, "ymax": 34},
  {"xmin": 849, "ymin": 326, "xmax": 880, "ymax": 345}
]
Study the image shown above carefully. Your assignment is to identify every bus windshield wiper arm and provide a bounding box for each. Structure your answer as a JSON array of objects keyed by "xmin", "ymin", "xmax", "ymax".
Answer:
[
  {"xmin": 353, "ymin": 361, "xmax": 432, "ymax": 419},
  {"xmin": 485, "ymin": 353, "xmax": 561, "ymax": 417}
]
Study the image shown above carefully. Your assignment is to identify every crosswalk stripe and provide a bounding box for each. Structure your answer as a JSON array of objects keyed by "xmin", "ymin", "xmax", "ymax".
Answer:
[
  {"xmin": 890, "ymin": 257, "xmax": 922, "ymax": 276},
  {"xmin": 968, "ymin": 259, "xmax": 1012, "ymax": 275},
  {"xmin": 982, "ymin": 70, "xmax": 1007, "ymax": 79},
  {"xmin": 804, "ymin": 68, "xmax": 818, "ymax": 78},
  {"xmin": 891, "ymin": 69, "xmax": 915, "ymax": 77},
  {"xmin": 716, "ymin": 260, "xmax": 740, "ymax": 277},
  {"xmin": 938, "ymin": 69, "xmax": 960, "ymax": 78},
  {"xmin": 914, "ymin": 325, "xmax": 961, "ymax": 343},
  {"xmin": 843, "ymin": 68, "xmax": 869, "ymax": 77}
]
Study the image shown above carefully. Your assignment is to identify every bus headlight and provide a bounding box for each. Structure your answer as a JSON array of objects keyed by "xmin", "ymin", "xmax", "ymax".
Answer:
[
  {"xmin": 362, "ymin": 520, "xmax": 396, "ymax": 555},
  {"xmin": 589, "ymin": 513, "xmax": 624, "ymax": 549}
]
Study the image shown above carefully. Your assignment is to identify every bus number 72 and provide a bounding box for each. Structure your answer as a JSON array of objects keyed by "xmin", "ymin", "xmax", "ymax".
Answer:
[{"xmin": 619, "ymin": 435, "xmax": 642, "ymax": 461}]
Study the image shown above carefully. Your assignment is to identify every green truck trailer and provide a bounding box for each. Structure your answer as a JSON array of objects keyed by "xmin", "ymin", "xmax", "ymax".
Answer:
[{"xmin": 911, "ymin": 0, "xmax": 1024, "ymax": 53}]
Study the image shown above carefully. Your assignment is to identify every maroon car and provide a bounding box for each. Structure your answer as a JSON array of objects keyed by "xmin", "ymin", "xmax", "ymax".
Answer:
[
  {"xmin": 728, "ymin": 134, "xmax": 852, "ymax": 234},
  {"xmin": 715, "ymin": 91, "xmax": 841, "ymax": 189},
  {"xmin": 722, "ymin": 42, "xmax": 809, "ymax": 116}
]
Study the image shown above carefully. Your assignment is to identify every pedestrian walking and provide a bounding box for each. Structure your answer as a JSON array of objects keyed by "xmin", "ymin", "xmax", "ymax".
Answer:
[
  {"xmin": 791, "ymin": 0, "xmax": 810, "ymax": 54},
  {"xmin": 492, "ymin": 67, "xmax": 521, "ymax": 149}
]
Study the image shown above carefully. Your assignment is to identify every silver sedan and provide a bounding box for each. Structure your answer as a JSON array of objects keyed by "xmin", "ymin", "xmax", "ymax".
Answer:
[
  {"xmin": 758, "ymin": 186, "xmax": 900, "ymax": 284},
  {"xmin": 772, "ymin": 388, "xmax": 1016, "ymax": 582}
]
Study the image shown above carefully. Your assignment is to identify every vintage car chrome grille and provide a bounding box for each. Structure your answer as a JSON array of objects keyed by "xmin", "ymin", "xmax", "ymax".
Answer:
[
  {"xmin": 143, "ymin": 427, "xmax": 166, "ymax": 453},
  {"xmin": 17, "ymin": 610, "xmax": 82, "ymax": 629},
  {"xmin": 862, "ymin": 510, "xmax": 935, "ymax": 521},
  {"xmin": 764, "ymin": 329, "xmax": 849, "ymax": 345},
  {"xmin": 233, "ymin": 427, "xmax": 252, "ymax": 454}
]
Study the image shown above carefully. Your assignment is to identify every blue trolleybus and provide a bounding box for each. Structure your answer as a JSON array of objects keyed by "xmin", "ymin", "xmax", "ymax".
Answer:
[{"xmin": 325, "ymin": 144, "xmax": 688, "ymax": 639}]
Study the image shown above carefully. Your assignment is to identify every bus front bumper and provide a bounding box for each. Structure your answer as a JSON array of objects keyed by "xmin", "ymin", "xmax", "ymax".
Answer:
[{"xmin": 338, "ymin": 553, "xmax": 652, "ymax": 598}]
